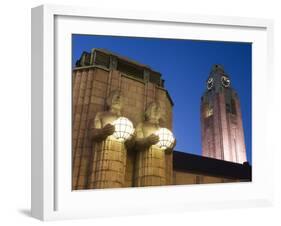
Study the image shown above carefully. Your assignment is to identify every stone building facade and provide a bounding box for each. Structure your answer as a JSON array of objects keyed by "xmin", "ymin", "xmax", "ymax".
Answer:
[
  {"xmin": 72, "ymin": 49, "xmax": 251, "ymax": 190},
  {"xmin": 72, "ymin": 49, "xmax": 173, "ymax": 190}
]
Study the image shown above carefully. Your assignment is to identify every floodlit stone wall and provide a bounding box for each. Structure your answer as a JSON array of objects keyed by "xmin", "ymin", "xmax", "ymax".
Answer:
[{"xmin": 72, "ymin": 64, "xmax": 173, "ymax": 190}]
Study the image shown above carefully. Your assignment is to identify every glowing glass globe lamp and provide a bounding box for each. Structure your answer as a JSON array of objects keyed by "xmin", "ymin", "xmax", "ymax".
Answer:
[
  {"xmin": 154, "ymin": 128, "xmax": 175, "ymax": 150},
  {"xmin": 112, "ymin": 117, "xmax": 134, "ymax": 141}
]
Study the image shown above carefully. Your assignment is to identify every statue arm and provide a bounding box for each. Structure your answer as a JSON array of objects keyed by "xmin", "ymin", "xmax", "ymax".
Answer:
[
  {"xmin": 135, "ymin": 123, "xmax": 159, "ymax": 150},
  {"xmin": 124, "ymin": 130, "xmax": 136, "ymax": 150},
  {"xmin": 89, "ymin": 113, "xmax": 115, "ymax": 142}
]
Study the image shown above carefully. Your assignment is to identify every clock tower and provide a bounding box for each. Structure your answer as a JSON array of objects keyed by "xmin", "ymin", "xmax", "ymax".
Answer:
[{"xmin": 200, "ymin": 64, "xmax": 247, "ymax": 164}]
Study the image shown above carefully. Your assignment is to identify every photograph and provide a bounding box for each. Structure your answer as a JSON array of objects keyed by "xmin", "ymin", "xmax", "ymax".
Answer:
[{"xmin": 71, "ymin": 34, "xmax": 252, "ymax": 190}]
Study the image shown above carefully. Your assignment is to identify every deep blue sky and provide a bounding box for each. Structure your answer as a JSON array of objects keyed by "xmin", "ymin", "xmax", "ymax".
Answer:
[{"xmin": 72, "ymin": 34, "xmax": 252, "ymax": 164}]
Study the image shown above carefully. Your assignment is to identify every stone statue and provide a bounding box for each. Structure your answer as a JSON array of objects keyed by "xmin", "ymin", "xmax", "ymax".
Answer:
[
  {"xmin": 88, "ymin": 90, "xmax": 130, "ymax": 189},
  {"xmin": 134, "ymin": 101, "xmax": 175, "ymax": 187}
]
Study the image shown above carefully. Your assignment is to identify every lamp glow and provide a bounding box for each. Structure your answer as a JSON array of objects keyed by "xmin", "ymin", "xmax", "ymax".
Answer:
[
  {"xmin": 112, "ymin": 117, "xmax": 134, "ymax": 141},
  {"xmin": 154, "ymin": 128, "xmax": 175, "ymax": 150}
]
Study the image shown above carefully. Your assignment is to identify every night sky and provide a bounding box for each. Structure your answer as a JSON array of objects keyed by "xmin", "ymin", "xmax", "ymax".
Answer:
[{"xmin": 72, "ymin": 34, "xmax": 252, "ymax": 164}]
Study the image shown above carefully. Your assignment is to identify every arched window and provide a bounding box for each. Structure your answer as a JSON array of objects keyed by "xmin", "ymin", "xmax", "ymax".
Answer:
[
  {"xmin": 231, "ymin": 98, "xmax": 237, "ymax": 115},
  {"xmin": 226, "ymin": 99, "xmax": 237, "ymax": 115}
]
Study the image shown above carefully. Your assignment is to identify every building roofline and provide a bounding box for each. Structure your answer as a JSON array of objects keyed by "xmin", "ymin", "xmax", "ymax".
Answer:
[
  {"xmin": 74, "ymin": 48, "xmax": 174, "ymax": 106},
  {"xmin": 91, "ymin": 48, "xmax": 162, "ymax": 75},
  {"xmin": 173, "ymin": 150, "xmax": 251, "ymax": 180}
]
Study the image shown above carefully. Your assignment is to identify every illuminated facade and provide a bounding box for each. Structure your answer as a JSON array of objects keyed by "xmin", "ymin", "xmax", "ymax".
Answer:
[
  {"xmin": 72, "ymin": 49, "xmax": 173, "ymax": 190},
  {"xmin": 72, "ymin": 49, "xmax": 251, "ymax": 190},
  {"xmin": 200, "ymin": 65, "xmax": 247, "ymax": 163}
]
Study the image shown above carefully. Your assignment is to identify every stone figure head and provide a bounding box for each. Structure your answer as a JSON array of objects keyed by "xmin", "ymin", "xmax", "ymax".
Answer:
[
  {"xmin": 106, "ymin": 90, "xmax": 123, "ymax": 112},
  {"xmin": 145, "ymin": 101, "xmax": 161, "ymax": 123}
]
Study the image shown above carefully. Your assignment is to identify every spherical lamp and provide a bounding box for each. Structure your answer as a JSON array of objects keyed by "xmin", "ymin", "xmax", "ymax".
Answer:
[
  {"xmin": 112, "ymin": 117, "xmax": 134, "ymax": 141},
  {"xmin": 154, "ymin": 128, "xmax": 175, "ymax": 150}
]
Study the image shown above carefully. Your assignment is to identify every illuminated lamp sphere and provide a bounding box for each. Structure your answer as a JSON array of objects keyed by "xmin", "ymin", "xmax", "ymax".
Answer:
[
  {"xmin": 154, "ymin": 128, "xmax": 175, "ymax": 150},
  {"xmin": 112, "ymin": 117, "xmax": 134, "ymax": 141}
]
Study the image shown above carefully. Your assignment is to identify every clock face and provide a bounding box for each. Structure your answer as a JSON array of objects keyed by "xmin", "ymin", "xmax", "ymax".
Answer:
[
  {"xmin": 221, "ymin": 76, "xmax": 230, "ymax": 87},
  {"xmin": 207, "ymin": 77, "xmax": 214, "ymax": 90}
]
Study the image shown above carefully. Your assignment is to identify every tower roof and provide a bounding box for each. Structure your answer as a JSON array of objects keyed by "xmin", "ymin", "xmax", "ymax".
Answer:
[
  {"xmin": 211, "ymin": 64, "xmax": 225, "ymax": 74},
  {"xmin": 204, "ymin": 64, "xmax": 232, "ymax": 93},
  {"xmin": 209, "ymin": 64, "xmax": 229, "ymax": 79}
]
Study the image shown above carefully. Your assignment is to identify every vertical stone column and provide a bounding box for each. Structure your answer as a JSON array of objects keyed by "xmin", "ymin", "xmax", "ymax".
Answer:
[
  {"xmin": 76, "ymin": 69, "xmax": 95, "ymax": 189},
  {"xmin": 89, "ymin": 137, "xmax": 127, "ymax": 188},
  {"xmin": 234, "ymin": 97, "xmax": 247, "ymax": 163},
  {"xmin": 135, "ymin": 146, "xmax": 166, "ymax": 187},
  {"xmin": 218, "ymin": 93, "xmax": 232, "ymax": 162},
  {"xmin": 72, "ymin": 69, "xmax": 90, "ymax": 189},
  {"xmin": 201, "ymin": 102, "xmax": 213, "ymax": 158},
  {"xmin": 165, "ymin": 152, "xmax": 173, "ymax": 185},
  {"xmin": 212, "ymin": 94, "xmax": 223, "ymax": 159}
]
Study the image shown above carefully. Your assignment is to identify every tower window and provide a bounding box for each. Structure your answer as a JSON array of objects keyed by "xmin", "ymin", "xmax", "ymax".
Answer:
[
  {"xmin": 203, "ymin": 106, "xmax": 213, "ymax": 118},
  {"xmin": 226, "ymin": 99, "xmax": 237, "ymax": 115},
  {"xmin": 206, "ymin": 108, "xmax": 213, "ymax": 117},
  {"xmin": 226, "ymin": 103, "xmax": 231, "ymax": 113},
  {"xmin": 117, "ymin": 60, "xmax": 144, "ymax": 80},
  {"xmin": 94, "ymin": 50, "xmax": 110, "ymax": 68},
  {"xmin": 231, "ymin": 99, "xmax": 237, "ymax": 115}
]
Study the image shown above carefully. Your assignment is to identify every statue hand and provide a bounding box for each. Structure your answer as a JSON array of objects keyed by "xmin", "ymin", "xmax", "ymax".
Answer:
[
  {"xmin": 165, "ymin": 138, "xmax": 176, "ymax": 154},
  {"xmin": 147, "ymin": 134, "xmax": 159, "ymax": 146},
  {"xmin": 102, "ymin": 124, "xmax": 115, "ymax": 137},
  {"xmin": 125, "ymin": 132, "xmax": 135, "ymax": 149}
]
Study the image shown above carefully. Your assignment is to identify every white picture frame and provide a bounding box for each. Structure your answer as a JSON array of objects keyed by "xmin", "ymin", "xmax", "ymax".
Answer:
[{"xmin": 31, "ymin": 4, "xmax": 274, "ymax": 221}]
